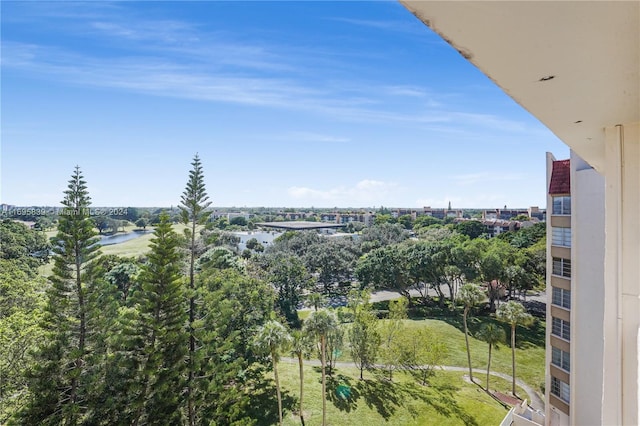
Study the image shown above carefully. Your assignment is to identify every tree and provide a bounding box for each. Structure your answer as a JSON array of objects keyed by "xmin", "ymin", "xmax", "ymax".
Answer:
[
  {"xmin": 359, "ymin": 223, "xmax": 409, "ymax": 253},
  {"xmin": 303, "ymin": 310, "xmax": 338, "ymax": 426},
  {"xmin": 307, "ymin": 292, "xmax": 326, "ymax": 311},
  {"xmin": 94, "ymin": 215, "xmax": 110, "ymax": 234},
  {"xmin": 325, "ymin": 325, "xmax": 344, "ymax": 376},
  {"xmin": 413, "ymin": 215, "xmax": 442, "ymax": 231},
  {"xmin": 398, "ymin": 327, "xmax": 447, "ymax": 385},
  {"xmin": 304, "ymin": 238, "xmax": 360, "ymax": 292},
  {"xmin": 356, "ymin": 245, "xmax": 413, "ymax": 303},
  {"xmin": 0, "ymin": 260, "xmax": 45, "ymax": 421},
  {"xmin": 458, "ymin": 283, "xmax": 485, "ymax": 383},
  {"xmin": 195, "ymin": 269, "xmax": 275, "ymax": 425},
  {"xmin": 229, "ymin": 216, "xmax": 247, "ymax": 226},
  {"xmin": 263, "ymin": 253, "xmax": 313, "ymax": 327},
  {"xmin": 104, "ymin": 261, "xmax": 140, "ymax": 303},
  {"xmin": 476, "ymin": 323, "xmax": 506, "ymax": 392},
  {"xmin": 254, "ymin": 320, "xmax": 292, "ymax": 426},
  {"xmin": 197, "ymin": 247, "xmax": 244, "ymax": 272},
  {"xmin": 179, "ymin": 153, "xmax": 212, "ymax": 426},
  {"xmin": 245, "ymin": 237, "xmax": 260, "ymax": 250},
  {"xmin": 348, "ymin": 304, "xmax": 380, "ymax": 379},
  {"xmin": 374, "ymin": 213, "xmax": 396, "ymax": 225},
  {"xmin": 0, "ymin": 219, "xmax": 50, "ymax": 269},
  {"xmin": 379, "ymin": 298, "xmax": 407, "ymax": 381},
  {"xmin": 496, "ymin": 301, "xmax": 534, "ymax": 396},
  {"xmin": 397, "ymin": 214, "xmax": 414, "ymax": 230},
  {"xmin": 290, "ymin": 330, "xmax": 313, "ymax": 425},
  {"xmin": 454, "ymin": 220, "xmax": 486, "ymax": 239},
  {"xmin": 134, "ymin": 217, "xmax": 148, "ymax": 230},
  {"xmin": 403, "ymin": 240, "xmax": 447, "ymax": 304},
  {"xmin": 129, "ymin": 212, "xmax": 188, "ymax": 425},
  {"xmin": 20, "ymin": 166, "xmax": 101, "ymax": 424}
]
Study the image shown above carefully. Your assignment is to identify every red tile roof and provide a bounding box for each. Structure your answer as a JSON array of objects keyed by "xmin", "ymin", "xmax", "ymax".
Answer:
[{"xmin": 549, "ymin": 159, "xmax": 570, "ymax": 194}]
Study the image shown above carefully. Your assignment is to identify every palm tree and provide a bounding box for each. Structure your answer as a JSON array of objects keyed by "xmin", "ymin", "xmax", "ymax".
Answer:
[
  {"xmin": 496, "ymin": 301, "xmax": 534, "ymax": 396},
  {"xmin": 476, "ymin": 323, "xmax": 506, "ymax": 392},
  {"xmin": 307, "ymin": 292, "xmax": 326, "ymax": 311},
  {"xmin": 254, "ymin": 320, "xmax": 292, "ymax": 426},
  {"xmin": 457, "ymin": 283, "xmax": 485, "ymax": 383},
  {"xmin": 303, "ymin": 310, "xmax": 338, "ymax": 426},
  {"xmin": 290, "ymin": 329, "xmax": 313, "ymax": 425}
]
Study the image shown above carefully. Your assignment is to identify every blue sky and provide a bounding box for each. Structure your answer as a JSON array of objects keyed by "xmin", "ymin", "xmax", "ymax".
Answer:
[{"xmin": 1, "ymin": 1, "xmax": 568, "ymax": 209}]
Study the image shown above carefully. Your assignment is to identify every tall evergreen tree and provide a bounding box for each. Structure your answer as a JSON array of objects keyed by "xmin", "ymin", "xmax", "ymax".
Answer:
[
  {"xmin": 20, "ymin": 166, "xmax": 101, "ymax": 424},
  {"xmin": 130, "ymin": 212, "xmax": 188, "ymax": 425},
  {"xmin": 194, "ymin": 269, "xmax": 275, "ymax": 425},
  {"xmin": 179, "ymin": 154, "xmax": 212, "ymax": 426}
]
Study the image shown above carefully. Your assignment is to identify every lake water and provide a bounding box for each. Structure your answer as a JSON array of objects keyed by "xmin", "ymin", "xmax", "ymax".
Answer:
[{"xmin": 99, "ymin": 230, "xmax": 150, "ymax": 246}]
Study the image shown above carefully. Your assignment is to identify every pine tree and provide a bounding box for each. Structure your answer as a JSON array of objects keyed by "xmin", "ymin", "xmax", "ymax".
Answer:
[
  {"xmin": 131, "ymin": 212, "xmax": 188, "ymax": 425},
  {"xmin": 20, "ymin": 166, "xmax": 101, "ymax": 424},
  {"xmin": 179, "ymin": 154, "xmax": 212, "ymax": 426}
]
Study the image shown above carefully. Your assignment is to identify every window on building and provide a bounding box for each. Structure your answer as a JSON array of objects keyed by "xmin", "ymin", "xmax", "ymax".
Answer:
[
  {"xmin": 552, "ymin": 317, "xmax": 571, "ymax": 340},
  {"xmin": 551, "ymin": 346, "xmax": 571, "ymax": 372},
  {"xmin": 552, "ymin": 227, "xmax": 571, "ymax": 247},
  {"xmin": 552, "ymin": 257, "xmax": 571, "ymax": 278},
  {"xmin": 551, "ymin": 376, "xmax": 570, "ymax": 403},
  {"xmin": 552, "ymin": 196, "xmax": 571, "ymax": 215},
  {"xmin": 552, "ymin": 287, "xmax": 571, "ymax": 309}
]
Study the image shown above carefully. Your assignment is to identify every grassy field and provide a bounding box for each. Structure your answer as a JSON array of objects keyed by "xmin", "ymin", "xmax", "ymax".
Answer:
[
  {"xmin": 270, "ymin": 362, "xmax": 511, "ymax": 426},
  {"xmin": 39, "ymin": 223, "xmax": 194, "ymax": 276},
  {"xmin": 401, "ymin": 318, "xmax": 545, "ymax": 392},
  {"xmin": 295, "ymin": 315, "xmax": 545, "ymax": 395}
]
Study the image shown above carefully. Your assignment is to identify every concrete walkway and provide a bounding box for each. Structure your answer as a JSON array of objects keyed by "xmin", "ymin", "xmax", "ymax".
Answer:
[{"xmin": 280, "ymin": 357, "xmax": 545, "ymax": 411}]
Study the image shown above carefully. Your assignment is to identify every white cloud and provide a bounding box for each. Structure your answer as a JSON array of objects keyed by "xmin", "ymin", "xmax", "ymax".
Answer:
[{"xmin": 287, "ymin": 179, "xmax": 399, "ymax": 206}]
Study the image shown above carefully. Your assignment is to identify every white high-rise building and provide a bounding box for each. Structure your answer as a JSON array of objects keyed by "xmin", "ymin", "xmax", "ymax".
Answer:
[
  {"xmin": 400, "ymin": 3, "xmax": 639, "ymax": 424},
  {"xmin": 545, "ymin": 152, "xmax": 606, "ymax": 425}
]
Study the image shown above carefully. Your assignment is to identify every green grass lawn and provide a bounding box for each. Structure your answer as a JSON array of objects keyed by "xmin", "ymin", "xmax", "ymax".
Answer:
[
  {"xmin": 302, "ymin": 315, "xmax": 545, "ymax": 395},
  {"xmin": 401, "ymin": 318, "xmax": 545, "ymax": 392},
  {"xmin": 39, "ymin": 223, "xmax": 196, "ymax": 277},
  {"xmin": 273, "ymin": 362, "xmax": 511, "ymax": 426},
  {"xmin": 99, "ymin": 231, "xmax": 156, "ymax": 257}
]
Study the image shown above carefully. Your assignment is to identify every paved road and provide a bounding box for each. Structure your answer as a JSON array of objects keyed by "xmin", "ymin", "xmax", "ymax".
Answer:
[
  {"xmin": 301, "ymin": 287, "xmax": 547, "ymax": 310},
  {"xmin": 280, "ymin": 357, "xmax": 545, "ymax": 411},
  {"xmin": 369, "ymin": 287, "xmax": 547, "ymax": 305}
]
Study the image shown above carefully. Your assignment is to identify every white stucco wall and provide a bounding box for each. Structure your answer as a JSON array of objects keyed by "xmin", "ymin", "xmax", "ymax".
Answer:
[{"xmin": 571, "ymin": 152, "xmax": 605, "ymax": 426}]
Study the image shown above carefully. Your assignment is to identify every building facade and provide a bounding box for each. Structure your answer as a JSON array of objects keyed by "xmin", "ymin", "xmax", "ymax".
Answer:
[{"xmin": 545, "ymin": 152, "xmax": 605, "ymax": 425}]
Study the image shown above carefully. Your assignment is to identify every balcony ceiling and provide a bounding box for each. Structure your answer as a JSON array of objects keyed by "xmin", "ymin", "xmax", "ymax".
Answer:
[{"xmin": 401, "ymin": 1, "xmax": 639, "ymax": 171}]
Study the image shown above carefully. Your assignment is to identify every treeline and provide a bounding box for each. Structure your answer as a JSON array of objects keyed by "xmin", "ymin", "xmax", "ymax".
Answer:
[{"xmin": 1, "ymin": 155, "xmax": 545, "ymax": 425}]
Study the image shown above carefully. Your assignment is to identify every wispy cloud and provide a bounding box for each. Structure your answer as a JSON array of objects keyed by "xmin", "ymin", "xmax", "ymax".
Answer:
[
  {"xmin": 288, "ymin": 179, "xmax": 399, "ymax": 205},
  {"xmin": 452, "ymin": 172, "xmax": 526, "ymax": 186},
  {"xmin": 2, "ymin": 39, "xmax": 536, "ymax": 136},
  {"xmin": 1, "ymin": 2, "xmax": 535, "ymax": 137}
]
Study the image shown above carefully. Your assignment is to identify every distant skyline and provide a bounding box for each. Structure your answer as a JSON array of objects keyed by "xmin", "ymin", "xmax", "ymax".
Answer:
[{"xmin": 1, "ymin": 1, "xmax": 568, "ymax": 208}]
